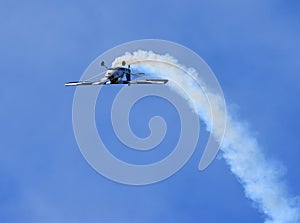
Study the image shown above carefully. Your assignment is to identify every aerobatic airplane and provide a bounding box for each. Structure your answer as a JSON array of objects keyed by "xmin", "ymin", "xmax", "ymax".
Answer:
[{"xmin": 65, "ymin": 61, "xmax": 168, "ymax": 86}]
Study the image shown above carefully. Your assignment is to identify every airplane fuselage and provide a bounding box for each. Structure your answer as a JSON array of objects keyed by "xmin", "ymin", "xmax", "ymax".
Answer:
[{"xmin": 105, "ymin": 67, "xmax": 131, "ymax": 84}]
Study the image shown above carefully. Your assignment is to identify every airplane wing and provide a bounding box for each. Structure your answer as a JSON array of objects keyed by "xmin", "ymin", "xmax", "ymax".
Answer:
[
  {"xmin": 65, "ymin": 79, "xmax": 168, "ymax": 86},
  {"xmin": 65, "ymin": 81, "xmax": 107, "ymax": 86},
  {"xmin": 65, "ymin": 77, "xmax": 109, "ymax": 86},
  {"xmin": 129, "ymin": 79, "xmax": 168, "ymax": 84}
]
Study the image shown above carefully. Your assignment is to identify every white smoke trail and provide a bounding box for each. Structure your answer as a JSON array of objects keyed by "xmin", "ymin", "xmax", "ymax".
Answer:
[{"xmin": 113, "ymin": 50, "xmax": 300, "ymax": 223}]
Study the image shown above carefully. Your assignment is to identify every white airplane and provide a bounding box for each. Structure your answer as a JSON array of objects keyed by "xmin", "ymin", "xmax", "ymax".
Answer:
[{"xmin": 65, "ymin": 61, "xmax": 168, "ymax": 86}]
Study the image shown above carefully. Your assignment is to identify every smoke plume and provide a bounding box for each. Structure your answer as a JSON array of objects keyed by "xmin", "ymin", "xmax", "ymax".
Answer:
[{"xmin": 112, "ymin": 50, "xmax": 300, "ymax": 223}]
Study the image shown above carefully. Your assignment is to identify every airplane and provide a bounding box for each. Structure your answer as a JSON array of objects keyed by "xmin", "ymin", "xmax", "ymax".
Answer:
[{"xmin": 65, "ymin": 61, "xmax": 168, "ymax": 86}]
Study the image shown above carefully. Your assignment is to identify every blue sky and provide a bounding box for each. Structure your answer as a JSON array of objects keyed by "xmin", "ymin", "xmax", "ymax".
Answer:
[{"xmin": 1, "ymin": 0, "xmax": 300, "ymax": 222}]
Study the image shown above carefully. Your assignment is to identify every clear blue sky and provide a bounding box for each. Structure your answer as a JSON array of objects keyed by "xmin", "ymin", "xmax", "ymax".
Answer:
[{"xmin": 1, "ymin": 0, "xmax": 299, "ymax": 222}]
